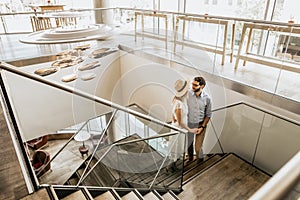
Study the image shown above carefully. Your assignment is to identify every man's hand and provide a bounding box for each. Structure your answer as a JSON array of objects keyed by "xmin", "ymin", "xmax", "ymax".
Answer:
[{"xmin": 196, "ymin": 127, "xmax": 204, "ymax": 134}]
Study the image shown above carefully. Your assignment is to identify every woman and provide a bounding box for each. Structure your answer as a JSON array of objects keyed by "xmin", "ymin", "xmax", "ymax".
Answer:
[{"xmin": 167, "ymin": 79, "xmax": 196, "ymax": 172}]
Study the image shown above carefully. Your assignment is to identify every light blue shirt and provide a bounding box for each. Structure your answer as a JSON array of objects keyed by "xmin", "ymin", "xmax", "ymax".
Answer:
[{"xmin": 187, "ymin": 90, "xmax": 212, "ymax": 124}]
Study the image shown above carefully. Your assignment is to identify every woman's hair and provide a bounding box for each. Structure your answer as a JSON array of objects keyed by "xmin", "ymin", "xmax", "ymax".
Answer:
[{"xmin": 173, "ymin": 92, "xmax": 187, "ymax": 103}]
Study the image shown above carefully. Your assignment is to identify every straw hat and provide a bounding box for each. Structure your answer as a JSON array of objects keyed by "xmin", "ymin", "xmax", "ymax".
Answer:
[{"xmin": 174, "ymin": 79, "xmax": 189, "ymax": 97}]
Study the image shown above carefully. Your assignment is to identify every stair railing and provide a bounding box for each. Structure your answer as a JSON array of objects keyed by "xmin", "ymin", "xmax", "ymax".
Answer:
[
  {"xmin": 77, "ymin": 109, "xmax": 118, "ymax": 187},
  {"xmin": 0, "ymin": 62, "xmax": 187, "ymax": 188},
  {"xmin": 78, "ymin": 130, "xmax": 186, "ymax": 189}
]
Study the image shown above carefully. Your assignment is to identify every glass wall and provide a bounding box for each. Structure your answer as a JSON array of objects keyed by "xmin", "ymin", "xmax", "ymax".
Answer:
[{"xmin": 185, "ymin": 0, "xmax": 268, "ymax": 19}]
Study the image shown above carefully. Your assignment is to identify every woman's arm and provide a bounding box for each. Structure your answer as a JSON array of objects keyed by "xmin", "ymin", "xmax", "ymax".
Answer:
[{"xmin": 175, "ymin": 108, "xmax": 195, "ymax": 133}]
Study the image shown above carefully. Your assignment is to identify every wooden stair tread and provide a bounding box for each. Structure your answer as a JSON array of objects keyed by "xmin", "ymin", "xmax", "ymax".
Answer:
[
  {"xmin": 20, "ymin": 188, "xmax": 51, "ymax": 200},
  {"xmin": 62, "ymin": 190, "xmax": 86, "ymax": 200},
  {"xmin": 162, "ymin": 192, "xmax": 178, "ymax": 200},
  {"xmin": 178, "ymin": 154, "xmax": 270, "ymax": 200},
  {"xmin": 121, "ymin": 191, "xmax": 140, "ymax": 200},
  {"xmin": 143, "ymin": 191, "xmax": 160, "ymax": 200},
  {"xmin": 182, "ymin": 155, "xmax": 222, "ymax": 183},
  {"xmin": 94, "ymin": 191, "xmax": 116, "ymax": 200}
]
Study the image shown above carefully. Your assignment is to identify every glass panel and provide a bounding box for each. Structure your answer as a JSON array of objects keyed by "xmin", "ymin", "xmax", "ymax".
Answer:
[
  {"xmin": 254, "ymin": 114, "xmax": 300, "ymax": 174},
  {"xmin": 1, "ymin": 15, "xmax": 32, "ymax": 33},
  {"xmin": 211, "ymin": 104, "xmax": 265, "ymax": 162},
  {"xmin": 82, "ymin": 131, "xmax": 185, "ymax": 189},
  {"xmin": 62, "ymin": 0, "xmax": 94, "ymax": 10},
  {"xmin": 113, "ymin": 109, "xmax": 172, "ymax": 143},
  {"xmin": 112, "ymin": 0, "xmax": 153, "ymax": 9},
  {"xmin": 160, "ymin": 0, "xmax": 178, "ymax": 12},
  {"xmin": 272, "ymin": 0, "xmax": 298, "ymax": 23},
  {"xmin": 185, "ymin": 0, "xmax": 267, "ymax": 19},
  {"xmin": 275, "ymin": 70, "xmax": 300, "ymax": 102}
]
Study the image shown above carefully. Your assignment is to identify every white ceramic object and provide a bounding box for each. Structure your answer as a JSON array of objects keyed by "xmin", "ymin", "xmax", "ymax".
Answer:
[
  {"xmin": 78, "ymin": 61, "xmax": 101, "ymax": 71},
  {"xmin": 61, "ymin": 74, "xmax": 78, "ymax": 82},
  {"xmin": 34, "ymin": 67, "xmax": 58, "ymax": 76},
  {"xmin": 19, "ymin": 24, "xmax": 114, "ymax": 44},
  {"xmin": 81, "ymin": 73, "xmax": 96, "ymax": 81}
]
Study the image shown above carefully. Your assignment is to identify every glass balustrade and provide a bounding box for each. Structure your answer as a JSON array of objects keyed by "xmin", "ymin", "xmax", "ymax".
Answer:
[
  {"xmin": 0, "ymin": 66, "xmax": 185, "ymax": 189},
  {"xmin": 208, "ymin": 103, "xmax": 300, "ymax": 175},
  {"xmin": 80, "ymin": 131, "xmax": 185, "ymax": 190}
]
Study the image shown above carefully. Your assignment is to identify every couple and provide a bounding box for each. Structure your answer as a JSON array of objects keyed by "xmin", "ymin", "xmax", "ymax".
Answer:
[{"xmin": 168, "ymin": 76, "xmax": 212, "ymax": 171}]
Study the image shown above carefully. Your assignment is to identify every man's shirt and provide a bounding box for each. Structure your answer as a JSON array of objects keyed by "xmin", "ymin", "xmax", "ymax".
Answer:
[{"xmin": 187, "ymin": 90, "xmax": 212, "ymax": 123}]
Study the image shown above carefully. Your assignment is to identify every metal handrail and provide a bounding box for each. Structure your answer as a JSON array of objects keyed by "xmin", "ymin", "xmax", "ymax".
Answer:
[
  {"xmin": 211, "ymin": 101, "xmax": 300, "ymax": 127},
  {"xmin": 0, "ymin": 62, "xmax": 185, "ymax": 133}
]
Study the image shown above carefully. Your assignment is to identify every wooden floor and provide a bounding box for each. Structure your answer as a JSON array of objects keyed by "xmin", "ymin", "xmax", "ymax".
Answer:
[
  {"xmin": 178, "ymin": 154, "xmax": 269, "ymax": 200},
  {"xmin": 0, "ymin": 100, "xmax": 28, "ymax": 200},
  {"xmin": 36, "ymin": 138, "xmax": 95, "ymax": 185},
  {"xmin": 20, "ymin": 188, "xmax": 50, "ymax": 200}
]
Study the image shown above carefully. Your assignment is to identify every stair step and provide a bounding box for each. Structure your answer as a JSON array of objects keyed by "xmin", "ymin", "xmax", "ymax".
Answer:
[
  {"xmin": 183, "ymin": 155, "xmax": 222, "ymax": 184},
  {"xmin": 121, "ymin": 191, "xmax": 140, "ymax": 200},
  {"xmin": 94, "ymin": 191, "xmax": 117, "ymax": 200},
  {"xmin": 20, "ymin": 188, "xmax": 51, "ymax": 200},
  {"xmin": 162, "ymin": 192, "xmax": 179, "ymax": 200},
  {"xmin": 178, "ymin": 154, "xmax": 270, "ymax": 200},
  {"xmin": 67, "ymin": 176, "xmax": 79, "ymax": 185},
  {"xmin": 76, "ymin": 168, "xmax": 84, "ymax": 178},
  {"xmin": 62, "ymin": 190, "xmax": 86, "ymax": 200},
  {"xmin": 143, "ymin": 191, "xmax": 160, "ymax": 200}
]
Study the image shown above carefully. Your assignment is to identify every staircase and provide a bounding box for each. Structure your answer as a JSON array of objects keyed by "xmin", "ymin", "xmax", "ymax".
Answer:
[{"xmin": 21, "ymin": 153, "xmax": 270, "ymax": 200}]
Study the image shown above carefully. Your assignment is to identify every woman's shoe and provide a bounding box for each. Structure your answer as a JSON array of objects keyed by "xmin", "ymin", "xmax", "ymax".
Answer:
[{"xmin": 166, "ymin": 162, "xmax": 177, "ymax": 173}]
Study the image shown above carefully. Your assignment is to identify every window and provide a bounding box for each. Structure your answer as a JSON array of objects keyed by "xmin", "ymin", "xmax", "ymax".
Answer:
[{"xmin": 212, "ymin": 0, "xmax": 218, "ymax": 5}]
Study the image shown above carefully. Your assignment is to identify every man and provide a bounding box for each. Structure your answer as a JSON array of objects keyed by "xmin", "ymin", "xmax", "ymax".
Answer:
[{"xmin": 187, "ymin": 76, "xmax": 212, "ymax": 163}]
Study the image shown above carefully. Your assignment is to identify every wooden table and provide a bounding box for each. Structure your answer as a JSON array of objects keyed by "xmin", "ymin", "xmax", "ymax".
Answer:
[
  {"xmin": 234, "ymin": 22, "xmax": 300, "ymax": 73},
  {"xmin": 30, "ymin": 4, "xmax": 65, "ymax": 12},
  {"xmin": 174, "ymin": 16, "xmax": 235, "ymax": 65},
  {"xmin": 39, "ymin": 5, "xmax": 65, "ymax": 11},
  {"xmin": 135, "ymin": 11, "xmax": 169, "ymax": 49}
]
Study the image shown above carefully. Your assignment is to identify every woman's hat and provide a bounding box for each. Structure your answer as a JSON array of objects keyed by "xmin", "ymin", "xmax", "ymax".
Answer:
[{"xmin": 174, "ymin": 79, "xmax": 190, "ymax": 97}]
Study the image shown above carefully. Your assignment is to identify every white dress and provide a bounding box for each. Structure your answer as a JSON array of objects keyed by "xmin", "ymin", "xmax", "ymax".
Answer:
[
  {"xmin": 172, "ymin": 99, "xmax": 188, "ymax": 127},
  {"xmin": 169, "ymin": 99, "xmax": 188, "ymax": 161}
]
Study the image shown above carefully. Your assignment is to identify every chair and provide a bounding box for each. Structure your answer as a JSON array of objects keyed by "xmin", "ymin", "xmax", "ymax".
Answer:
[
  {"xmin": 30, "ymin": 16, "xmax": 52, "ymax": 32},
  {"xmin": 55, "ymin": 17, "xmax": 77, "ymax": 27},
  {"xmin": 27, "ymin": 135, "xmax": 48, "ymax": 150},
  {"xmin": 31, "ymin": 150, "xmax": 51, "ymax": 177}
]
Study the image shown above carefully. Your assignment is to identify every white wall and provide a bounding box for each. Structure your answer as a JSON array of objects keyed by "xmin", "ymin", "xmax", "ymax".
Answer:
[
  {"xmin": 117, "ymin": 52, "xmax": 189, "ymax": 122},
  {"xmin": 3, "ymin": 52, "xmax": 121, "ymax": 141}
]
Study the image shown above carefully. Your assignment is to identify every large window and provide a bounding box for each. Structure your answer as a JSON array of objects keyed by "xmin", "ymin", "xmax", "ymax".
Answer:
[
  {"xmin": 111, "ymin": 0, "xmax": 153, "ymax": 9},
  {"xmin": 160, "ymin": 0, "xmax": 179, "ymax": 12},
  {"xmin": 185, "ymin": 0, "xmax": 268, "ymax": 19},
  {"xmin": 272, "ymin": 0, "xmax": 295, "ymax": 23}
]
